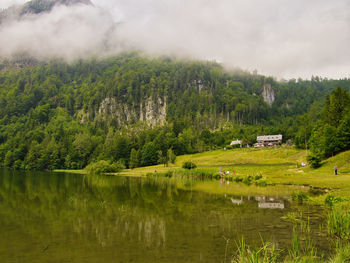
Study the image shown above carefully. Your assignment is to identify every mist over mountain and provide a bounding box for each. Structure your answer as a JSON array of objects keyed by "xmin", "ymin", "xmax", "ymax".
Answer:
[
  {"xmin": 0, "ymin": 0, "xmax": 92, "ymax": 21},
  {"xmin": 0, "ymin": 0, "xmax": 349, "ymax": 79}
]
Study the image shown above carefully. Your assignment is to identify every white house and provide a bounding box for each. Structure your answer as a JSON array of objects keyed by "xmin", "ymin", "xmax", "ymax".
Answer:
[
  {"xmin": 255, "ymin": 134, "xmax": 282, "ymax": 148},
  {"xmin": 230, "ymin": 140, "xmax": 242, "ymax": 147}
]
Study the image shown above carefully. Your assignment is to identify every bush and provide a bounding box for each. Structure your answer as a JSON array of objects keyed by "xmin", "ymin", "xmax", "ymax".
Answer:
[
  {"xmin": 307, "ymin": 154, "xmax": 322, "ymax": 168},
  {"xmin": 254, "ymin": 174, "xmax": 263, "ymax": 180},
  {"xmin": 234, "ymin": 176, "xmax": 243, "ymax": 182},
  {"xmin": 182, "ymin": 161, "xmax": 197, "ymax": 169},
  {"xmin": 291, "ymin": 192, "xmax": 309, "ymax": 202},
  {"xmin": 242, "ymin": 175, "xmax": 255, "ymax": 185},
  {"xmin": 255, "ymin": 180, "xmax": 268, "ymax": 187},
  {"xmin": 85, "ymin": 160, "xmax": 125, "ymax": 174},
  {"xmin": 325, "ymin": 194, "xmax": 345, "ymax": 207}
]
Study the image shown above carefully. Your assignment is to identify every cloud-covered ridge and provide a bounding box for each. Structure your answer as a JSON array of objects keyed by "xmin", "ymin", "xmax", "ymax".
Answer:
[{"xmin": 0, "ymin": 0, "xmax": 350, "ymax": 79}]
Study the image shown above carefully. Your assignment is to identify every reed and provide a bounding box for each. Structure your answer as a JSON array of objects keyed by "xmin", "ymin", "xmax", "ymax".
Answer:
[
  {"xmin": 327, "ymin": 205, "xmax": 350, "ymax": 240},
  {"xmin": 233, "ymin": 236, "xmax": 279, "ymax": 263},
  {"xmin": 328, "ymin": 241, "xmax": 350, "ymax": 263}
]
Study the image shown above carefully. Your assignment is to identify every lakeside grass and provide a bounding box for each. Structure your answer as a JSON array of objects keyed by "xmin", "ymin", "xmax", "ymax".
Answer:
[
  {"xmin": 54, "ymin": 169, "xmax": 86, "ymax": 174},
  {"xmin": 55, "ymin": 147, "xmax": 350, "ymax": 199},
  {"xmin": 119, "ymin": 147, "xmax": 350, "ymax": 198}
]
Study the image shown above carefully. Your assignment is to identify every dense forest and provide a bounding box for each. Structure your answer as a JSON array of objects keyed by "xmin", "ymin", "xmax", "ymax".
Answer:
[{"xmin": 0, "ymin": 53, "xmax": 349, "ymax": 170}]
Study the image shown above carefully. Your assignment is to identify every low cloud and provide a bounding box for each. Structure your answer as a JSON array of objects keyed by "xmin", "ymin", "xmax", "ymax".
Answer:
[{"xmin": 0, "ymin": 0, "xmax": 349, "ymax": 79}]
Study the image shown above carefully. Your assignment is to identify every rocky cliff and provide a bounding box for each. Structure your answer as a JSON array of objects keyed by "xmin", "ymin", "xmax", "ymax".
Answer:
[
  {"xmin": 262, "ymin": 84, "xmax": 275, "ymax": 106},
  {"xmin": 97, "ymin": 96, "xmax": 167, "ymax": 126}
]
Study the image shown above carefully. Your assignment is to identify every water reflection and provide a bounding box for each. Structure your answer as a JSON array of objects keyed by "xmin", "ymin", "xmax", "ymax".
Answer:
[
  {"xmin": 230, "ymin": 197, "xmax": 243, "ymax": 205},
  {"xmin": 230, "ymin": 196, "xmax": 285, "ymax": 209},
  {"xmin": 0, "ymin": 170, "xmax": 328, "ymax": 263},
  {"xmin": 256, "ymin": 196, "xmax": 285, "ymax": 209}
]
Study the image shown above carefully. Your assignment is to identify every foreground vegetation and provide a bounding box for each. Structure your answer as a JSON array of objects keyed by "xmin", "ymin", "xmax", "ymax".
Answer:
[{"xmin": 233, "ymin": 207, "xmax": 350, "ymax": 262}]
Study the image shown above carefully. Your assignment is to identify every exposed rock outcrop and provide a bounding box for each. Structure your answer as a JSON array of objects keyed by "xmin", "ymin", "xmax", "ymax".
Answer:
[
  {"xmin": 97, "ymin": 96, "xmax": 166, "ymax": 126},
  {"xmin": 262, "ymin": 84, "xmax": 275, "ymax": 106}
]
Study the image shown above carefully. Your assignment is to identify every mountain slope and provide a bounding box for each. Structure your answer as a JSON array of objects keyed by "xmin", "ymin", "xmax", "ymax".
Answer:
[
  {"xmin": 0, "ymin": 0, "xmax": 92, "ymax": 24},
  {"xmin": 0, "ymin": 54, "xmax": 349, "ymax": 170}
]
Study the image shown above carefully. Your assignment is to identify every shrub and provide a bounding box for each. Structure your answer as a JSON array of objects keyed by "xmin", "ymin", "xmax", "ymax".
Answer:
[
  {"xmin": 325, "ymin": 194, "xmax": 345, "ymax": 207},
  {"xmin": 242, "ymin": 175, "xmax": 254, "ymax": 185},
  {"xmin": 234, "ymin": 176, "xmax": 243, "ymax": 182},
  {"xmin": 307, "ymin": 154, "xmax": 322, "ymax": 168},
  {"xmin": 85, "ymin": 160, "xmax": 124, "ymax": 174},
  {"xmin": 254, "ymin": 174, "xmax": 263, "ymax": 180},
  {"xmin": 182, "ymin": 161, "xmax": 197, "ymax": 169},
  {"xmin": 255, "ymin": 180, "xmax": 268, "ymax": 187},
  {"xmin": 292, "ymin": 192, "xmax": 309, "ymax": 203}
]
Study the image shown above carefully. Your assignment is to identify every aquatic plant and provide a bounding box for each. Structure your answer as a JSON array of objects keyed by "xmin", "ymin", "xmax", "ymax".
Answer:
[
  {"xmin": 292, "ymin": 192, "xmax": 309, "ymax": 203},
  {"xmin": 233, "ymin": 236, "xmax": 279, "ymax": 263},
  {"xmin": 328, "ymin": 241, "xmax": 350, "ymax": 263},
  {"xmin": 327, "ymin": 206, "xmax": 350, "ymax": 240},
  {"xmin": 325, "ymin": 195, "xmax": 345, "ymax": 207}
]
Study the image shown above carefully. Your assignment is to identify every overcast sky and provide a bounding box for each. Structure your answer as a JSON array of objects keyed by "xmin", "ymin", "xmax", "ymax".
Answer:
[{"xmin": 0, "ymin": 0, "xmax": 349, "ymax": 79}]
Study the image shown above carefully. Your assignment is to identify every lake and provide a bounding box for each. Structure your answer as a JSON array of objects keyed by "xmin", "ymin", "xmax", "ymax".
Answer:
[{"xmin": 0, "ymin": 169, "xmax": 329, "ymax": 262}]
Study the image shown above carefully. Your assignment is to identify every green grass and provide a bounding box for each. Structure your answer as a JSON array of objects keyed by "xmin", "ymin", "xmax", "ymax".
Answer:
[
  {"xmin": 56, "ymin": 147, "xmax": 350, "ymax": 201},
  {"xmin": 328, "ymin": 204, "xmax": 350, "ymax": 240},
  {"xmin": 118, "ymin": 147, "xmax": 350, "ymax": 200},
  {"xmin": 54, "ymin": 169, "xmax": 86, "ymax": 174}
]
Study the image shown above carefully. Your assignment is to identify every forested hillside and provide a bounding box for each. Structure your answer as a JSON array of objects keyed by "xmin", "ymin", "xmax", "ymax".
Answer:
[{"xmin": 0, "ymin": 53, "xmax": 349, "ymax": 170}]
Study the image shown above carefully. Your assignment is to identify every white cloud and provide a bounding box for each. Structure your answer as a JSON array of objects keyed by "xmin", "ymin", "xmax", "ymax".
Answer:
[
  {"xmin": 0, "ymin": 0, "xmax": 29, "ymax": 9},
  {"xmin": 1, "ymin": 0, "xmax": 350, "ymax": 79}
]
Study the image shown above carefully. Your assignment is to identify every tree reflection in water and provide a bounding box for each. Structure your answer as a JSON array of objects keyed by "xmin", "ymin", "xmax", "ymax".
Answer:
[{"xmin": 0, "ymin": 169, "xmax": 328, "ymax": 263}]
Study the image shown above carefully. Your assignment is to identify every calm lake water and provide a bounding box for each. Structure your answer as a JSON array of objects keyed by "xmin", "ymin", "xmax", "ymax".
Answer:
[{"xmin": 0, "ymin": 169, "xmax": 329, "ymax": 263}]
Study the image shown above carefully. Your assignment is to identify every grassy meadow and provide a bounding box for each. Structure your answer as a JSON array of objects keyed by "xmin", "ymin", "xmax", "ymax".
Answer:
[
  {"xmin": 54, "ymin": 146, "xmax": 350, "ymax": 199},
  {"xmin": 118, "ymin": 147, "xmax": 350, "ymax": 199}
]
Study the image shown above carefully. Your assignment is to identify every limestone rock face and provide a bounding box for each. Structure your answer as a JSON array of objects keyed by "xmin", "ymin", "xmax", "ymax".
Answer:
[
  {"xmin": 142, "ymin": 97, "xmax": 167, "ymax": 126},
  {"xmin": 262, "ymin": 84, "xmax": 275, "ymax": 106},
  {"xmin": 97, "ymin": 96, "xmax": 166, "ymax": 127}
]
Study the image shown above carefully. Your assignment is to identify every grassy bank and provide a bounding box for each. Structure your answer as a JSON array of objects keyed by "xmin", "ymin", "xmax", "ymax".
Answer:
[
  {"xmin": 118, "ymin": 147, "xmax": 350, "ymax": 199},
  {"xmin": 55, "ymin": 147, "xmax": 350, "ymax": 200}
]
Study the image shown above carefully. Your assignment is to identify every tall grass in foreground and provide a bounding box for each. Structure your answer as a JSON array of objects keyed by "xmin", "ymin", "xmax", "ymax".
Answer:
[
  {"xmin": 327, "ymin": 205, "xmax": 350, "ymax": 240},
  {"xmin": 328, "ymin": 241, "xmax": 350, "ymax": 263},
  {"xmin": 233, "ymin": 237, "xmax": 279, "ymax": 263},
  {"xmin": 233, "ymin": 212, "xmax": 319, "ymax": 262},
  {"xmin": 326, "ymin": 204, "xmax": 350, "ymax": 262},
  {"xmin": 233, "ymin": 206, "xmax": 350, "ymax": 262}
]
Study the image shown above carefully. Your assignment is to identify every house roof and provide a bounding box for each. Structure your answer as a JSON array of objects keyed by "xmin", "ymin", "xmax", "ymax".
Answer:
[{"xmin": 257, "ymin": 134, "xmax": 282, "ymax": 141}]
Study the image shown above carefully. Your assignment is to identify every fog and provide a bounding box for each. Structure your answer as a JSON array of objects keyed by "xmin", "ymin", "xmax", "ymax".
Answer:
[{"xmin": 0, "ymin": 0, "xmax": 349, "ymax": 79}]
